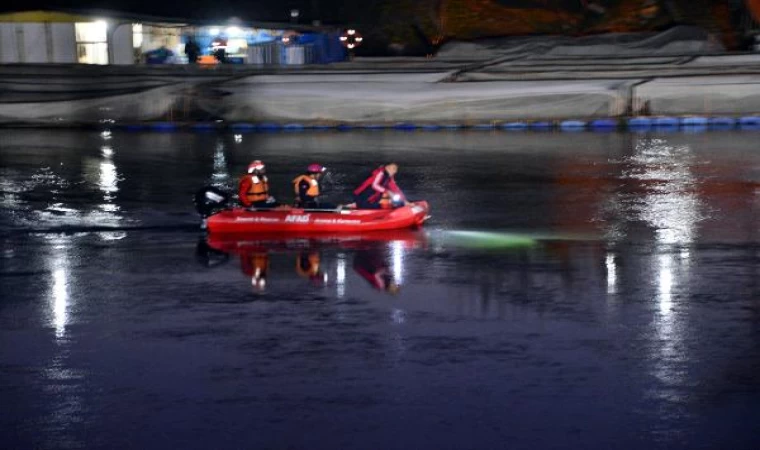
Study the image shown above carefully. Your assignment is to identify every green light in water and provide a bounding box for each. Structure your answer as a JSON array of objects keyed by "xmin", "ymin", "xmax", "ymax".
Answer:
[{"xmin": 443, "ymin": 230, "xmax": 537, "ymax": 249}]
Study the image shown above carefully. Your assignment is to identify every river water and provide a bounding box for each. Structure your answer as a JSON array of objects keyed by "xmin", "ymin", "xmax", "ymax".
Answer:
[{"xmin": 1, "ymin": 129, "xmax": 759, "ymax": 449}]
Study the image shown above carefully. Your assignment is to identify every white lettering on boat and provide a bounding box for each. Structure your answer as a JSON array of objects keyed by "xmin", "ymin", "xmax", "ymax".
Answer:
[
  {"xmin": 234, "ymin": 217, "xmax": 281, "ymax": 223},
  {"xmin": 284, "ymin": 214, "xmax": 311, "ymax": 223},
  {"xmin": 313, "ymin": 218, "xmax": 361, "ymax": 225}
]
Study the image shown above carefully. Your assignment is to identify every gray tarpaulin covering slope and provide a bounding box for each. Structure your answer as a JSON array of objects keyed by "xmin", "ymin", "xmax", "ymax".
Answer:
[
  {"xmin": 205, "ymin": 75, "xmax": 630, "ymax": 122},
  {"xmin": 3, "ymin": 26, "xmax": 760, "ymax": 124}
]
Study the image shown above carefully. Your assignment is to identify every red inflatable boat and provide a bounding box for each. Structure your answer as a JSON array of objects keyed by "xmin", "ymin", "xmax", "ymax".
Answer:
[{"xmin": 204, "ymin": 201, "xmax": 430, "ymax": 234}]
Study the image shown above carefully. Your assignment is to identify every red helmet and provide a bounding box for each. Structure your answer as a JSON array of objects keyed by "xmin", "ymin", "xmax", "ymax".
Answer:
[
  {"xmin": 307, "ymin": 163, "xmax": 325, "ymax": 174},
  {"xmin": 248, "ymin": 160, "xmax": 265, "ymax": 173}
]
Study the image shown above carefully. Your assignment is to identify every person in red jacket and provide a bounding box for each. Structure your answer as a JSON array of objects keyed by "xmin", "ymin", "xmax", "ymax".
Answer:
[
  {"xmin": 238, "ymin": 160, "xmax": 277, "ymax": 208},
  {"xmin": 353, "ymin": 163, "xmax": 407, "ymax": 209}
]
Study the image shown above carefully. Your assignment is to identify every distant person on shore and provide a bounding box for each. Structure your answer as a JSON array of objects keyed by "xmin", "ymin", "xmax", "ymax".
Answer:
[
  {"xmin": 212, "ymin": 37, "xmax": 228, "ymax": 63},
  {"xmin": 353, "ymin": 163, "xmax": 407, "ymax": 209},
  {"xmin": 238, "ymin": 160, "xmax": 277, "ymax": 208},
  {"xmin": 184, "ymin": 37, "xmax": 200, "ymax": 64}
]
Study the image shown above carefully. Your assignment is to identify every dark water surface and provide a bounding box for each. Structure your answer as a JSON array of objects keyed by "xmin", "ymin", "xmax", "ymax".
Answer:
[{"xmin": 1, "ymin": 129, "xmax": 759, "ymax": 449}]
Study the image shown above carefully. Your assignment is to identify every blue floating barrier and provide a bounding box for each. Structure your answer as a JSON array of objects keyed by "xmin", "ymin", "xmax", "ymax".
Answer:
[
  {"xmin": 738, "ymin": 116, "xmax": 760, "ymax": 127},
  {"xmin": 283, "ymin": 123, "xmax": 305, "ymax": 131},
  {"xmin": 309, "ymin": 124, "xmax": 333, "ymax": 130},
  {"xmin": 123, "ymin": 124, "xmax": 146, "ymax": 131},
  {"xmin": 442, "ymin": 124, "xmax": 464, "ymax": 130},
  {"xmin": 739, "ymin": 123, "xmax": 760, "ymax": 131},
  {"xmin": 336, "ymin": 124, "xmax": 355, "ymax": 131},
  {"xmin": 421, "ymin": 124, "xmax": 441, "ymax": 131},
  {"xmin": 560, "ymin": 120, "xmax": 586, "ymax": 130},
  {"xmin": 230, "ymin": 123, "xmax": 256, "ymax": 131},
  {"xmin": 472, "ymin": 123, "xmax": 496, "ymax": 130},
  {"xmin": 628, "ymin": 117, "xmax": 652, "ymax": 128},
  {"xmin": 150, "ymin": 122, "xmax": 177, "ymax": 131},
  {"xmin": 361, "ymin": 124, "xmax": 386, "ymax": 130},
  {"xmin": 393, "ymin": 123, "xmax": 418, "ymax": 130},
  {"xmin": 502, "ymin": 122, "xmax": 527, "ymax": 130},
  {"xmin": 530, "ymin": 121, "xmax": 552, "ymax": 130},
  {"xmin": 653, "ymin": 117, "xmax": 679, "ymax": 127},
  {"xmin": 590, "ymin": 119, "xmax": 618, "ymax": 129},
  {"xmin": 681, "ymin": 116, "xmax": 708, "ymax": 127},
  {"xmin": 258, "ymin": 122, "xmax": 282, "ymax": 131},
  {"xmin": 708, "ymin": 117, "xmax": 735, "ymax": 129}
]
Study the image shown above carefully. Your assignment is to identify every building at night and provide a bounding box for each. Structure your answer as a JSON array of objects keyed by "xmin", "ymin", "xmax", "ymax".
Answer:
[{"xmin": 0, "ymin": 10, "xmax": 346, "ymax": 65}]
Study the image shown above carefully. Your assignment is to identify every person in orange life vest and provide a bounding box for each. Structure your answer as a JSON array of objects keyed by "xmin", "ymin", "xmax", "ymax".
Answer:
[
  {"xmin": 293, "ymin": 163, "xmax": 335, "ymax": 209},
  {"xmin": 353, "ymin": 163, "xmax": 407, "ymax": 210},
  {"xmin": 238, "ymin": 160, "xmax": 277, "ymax": 208}
]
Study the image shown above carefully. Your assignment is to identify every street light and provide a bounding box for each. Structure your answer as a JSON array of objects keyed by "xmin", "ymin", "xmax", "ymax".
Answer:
[{"xmin": 340, "ymin": 28, "xmax": 363, "ymax": 59}]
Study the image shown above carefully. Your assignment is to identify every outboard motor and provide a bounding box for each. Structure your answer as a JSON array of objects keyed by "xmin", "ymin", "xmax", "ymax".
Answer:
[{"xmin": 194, "ymin": 186, "xmax": 230, "ymax": 219}]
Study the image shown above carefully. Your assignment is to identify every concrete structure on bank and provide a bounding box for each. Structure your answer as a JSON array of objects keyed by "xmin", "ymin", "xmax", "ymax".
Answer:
[
  {"xmin": 2, "ymin": 25, "xmax": 760, "ymax": 125},
  {"xmin": 0, "ymin": 10, "xmax": 345, "ymax": 66}
]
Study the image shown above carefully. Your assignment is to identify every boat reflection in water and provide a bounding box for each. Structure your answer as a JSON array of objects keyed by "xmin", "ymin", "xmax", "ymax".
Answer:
[{"xmin": 196, "ymin": 230, "xmax": 427, "ymax": 295}]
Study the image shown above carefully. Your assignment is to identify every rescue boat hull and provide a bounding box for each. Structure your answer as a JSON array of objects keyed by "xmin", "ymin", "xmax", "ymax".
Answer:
[{"xmin": 205, "ymin": 201, "xmax": 429, "ymax": 234}]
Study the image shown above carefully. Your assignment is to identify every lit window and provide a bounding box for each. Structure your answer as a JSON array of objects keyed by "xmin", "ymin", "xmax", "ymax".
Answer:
[
  {"xmin": 75, "ymin": 21, "xmax": 108, "ymax": 64},
  {"xmin": 133, "ymin": 23, "xmax": 143, "ymax": 49}
]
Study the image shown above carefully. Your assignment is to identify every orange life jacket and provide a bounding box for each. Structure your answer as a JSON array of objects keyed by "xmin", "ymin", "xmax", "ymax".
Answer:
[
  {"xmin": 293, "ymin": 174, "xmax": 319, "ymax": 197},
  {"xmin": 239, "ymin": 174, "xmax": 269, "ymax": 205}
]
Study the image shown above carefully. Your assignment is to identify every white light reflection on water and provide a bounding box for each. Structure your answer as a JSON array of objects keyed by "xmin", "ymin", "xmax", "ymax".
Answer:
[
  {"xmin": 629, "ymin": 136, "xmax": 697, "ymax": 412},
  {"xmin": 391, "ymin": 241, "xmax": 404, "ymax": 285},
  {"xmin": 658, "ymin": 253, "xmax": 674, "ymax": 314},
  {"xmin": 336, "ymin": 254, "xmax": 346, "ymax": 298},
  {"xmin": 95, "ymin": 145, "xmax": 123, "ymax": 229},
  {"xmin": 52, "ymin": 267, "xmax": 69, "ymax": 339},
  {"xmin": 212, "ymin": 140, "xmax": 230, "ymax": 187},
  {"xmin": 45, "ymin": 237, "xmax": 84, "ymax": 446},
  {"xmin": 605, "ymin": 252, "xmax": 617, "ymax": 295},
  {"xmin": 48, "ymin": 238, "xmax": 71, "ymax": 339}
]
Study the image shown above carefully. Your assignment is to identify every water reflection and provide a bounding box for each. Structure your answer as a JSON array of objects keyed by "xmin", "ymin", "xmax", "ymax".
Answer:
[
  {"xmin": 211, "ymin": 139, "xmax": 231, "ymax": 188},
  {"xmin": 47, "ymin": 236, "xmax": 71, "ymax": 339},
  {"xmin": 198, "ymin": 231, "xmax": 425, "ymax": 296}
]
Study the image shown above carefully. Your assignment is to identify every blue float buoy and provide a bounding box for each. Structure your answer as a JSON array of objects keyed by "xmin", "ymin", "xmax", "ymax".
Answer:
[
  {"xmin": 421, "ymin": 124, "xmax": 441, "ymax": 131},
  {"xmin": 393, "ymin": 123, "xmax": 418, "ymax": 131},
  {"xmin": 151, "ymin": 122, "xmax": 177, "ymax": 131},
  {"xmin": 628, "ymin": 117, "xmax": 652, "ymax": 128},
  {"xmin": 738, "ymin": 116, "xmax": 760, "ymax": 127},
  {"xmin": 258, "ymin": 123, "xmax": 282, "ymax": 131},
  {"xmin": 530, "ymin": 121, "xmax": 552, "ymax": 130},
  {"xmin": 560, "ymin": 120, "xmax": 586, "ymax": 131},
  {"xmin": 653, "ymin": 117, "xmax": 679, "ymax": 127},
  {"xmin": 590, "ymin": 119, "xmax": 617, "ymax": 129},
  {"xmin": 708, "ymin": 117, "xmax": 735, "ymax": 129},
  {"xmin": 681, "ymin": 116, "xmax": 708, "ymax": 127},
  {"xmin": 336, "ymin": 124, "xmax": 354, "ymax": 131},
  {"xmin": 283, "ymin": 123, "xmax": 305, "ymax": 131},
  {"xmin": 230, "ymin": 123, "xmax": 256, "ymax": 131},
  {"xmin": 502, "ymin": 122, "xmax": 527, "ymax": 130},
  {"xmin": 361, "ymin": 124, "xmax": 386, "ymax": 130}
]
